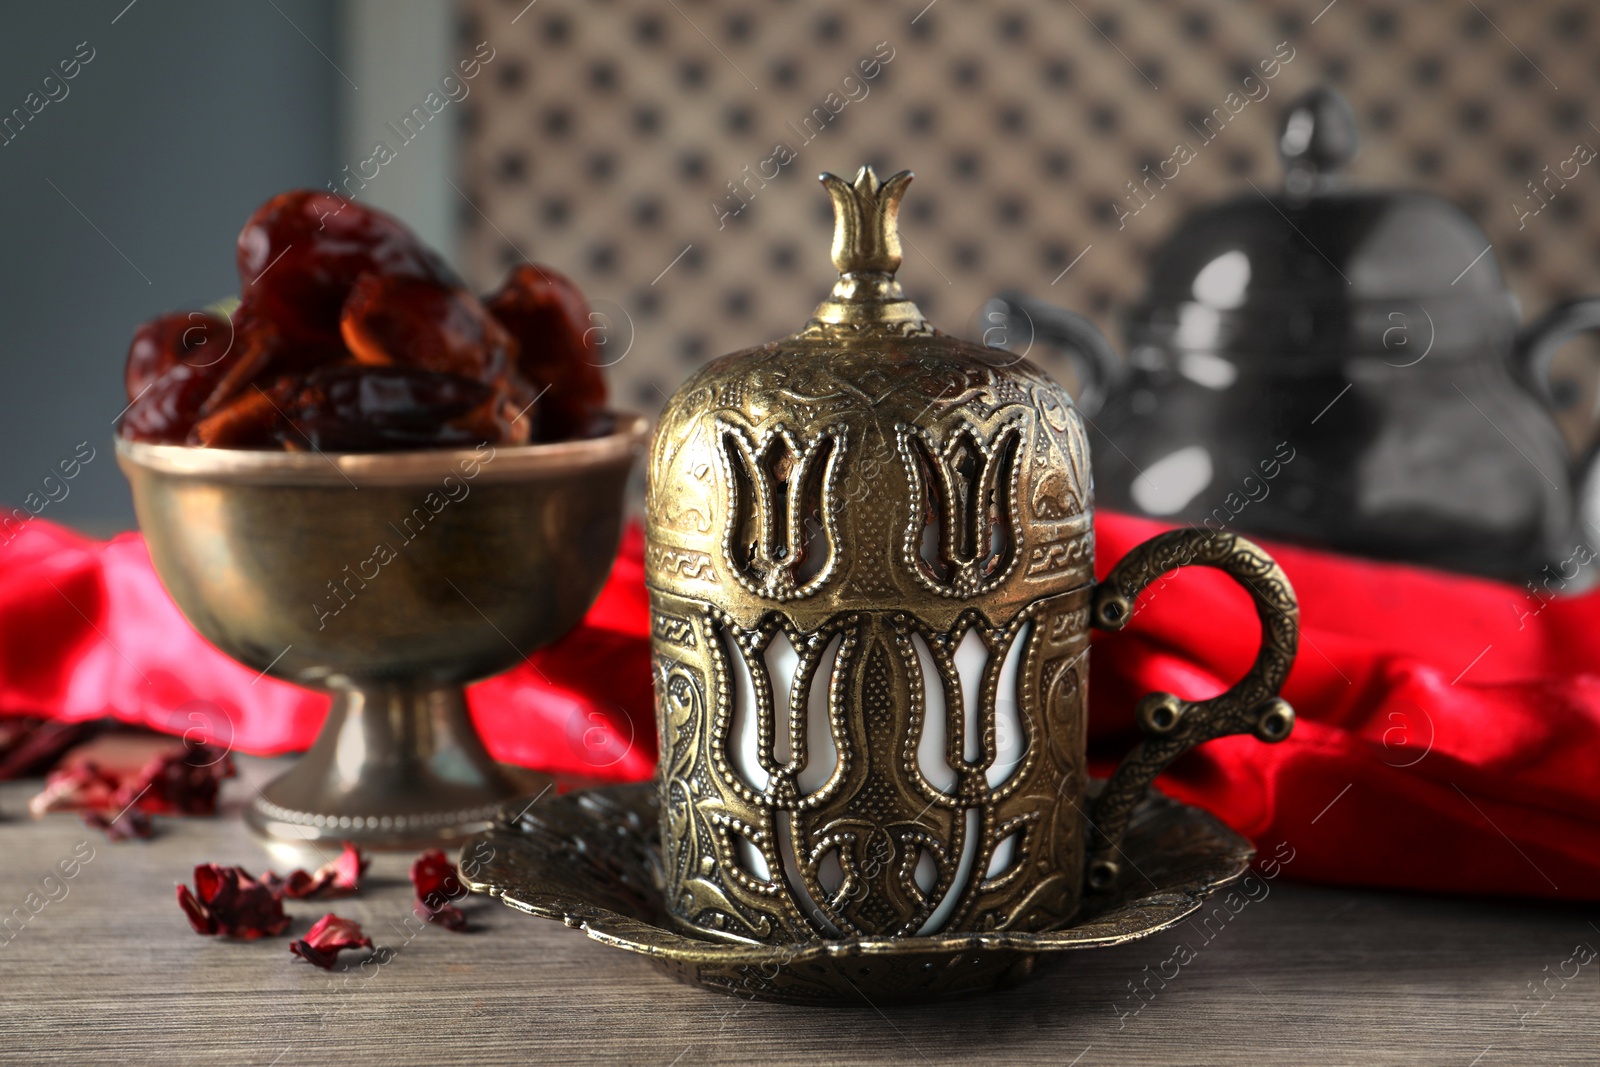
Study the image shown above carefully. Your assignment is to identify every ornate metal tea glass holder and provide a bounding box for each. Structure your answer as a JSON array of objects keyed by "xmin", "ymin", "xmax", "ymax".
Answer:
[{"xmin": 642, "ymin": 166, "xmax": 1300, "ymax": 946}]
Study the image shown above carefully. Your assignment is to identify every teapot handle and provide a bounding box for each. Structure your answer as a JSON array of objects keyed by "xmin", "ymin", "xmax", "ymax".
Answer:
[
  {"xmin": 1515, "ymin": 297, "xmax": 1600, "ymax": 414},
  {"xmin": 1517, "ymin": 298, "xmax": 1600, "ymax": 510},
  {"xmin": 982, "ymin": 292, "xmax": 1123, "ymax": 416},
  {"xmin": 1085, "ymin": 528, "xmax": 1299, "ymax": 891}
]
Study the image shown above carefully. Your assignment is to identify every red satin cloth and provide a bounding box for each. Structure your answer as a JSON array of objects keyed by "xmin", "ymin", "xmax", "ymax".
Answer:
[
  {"xmin": 3, "ymin": 513, "xmax": 1597, "ymax": 900},
  {"xmin": 0, "ymin": 520, "xmax": 656, "ymax": 781}
]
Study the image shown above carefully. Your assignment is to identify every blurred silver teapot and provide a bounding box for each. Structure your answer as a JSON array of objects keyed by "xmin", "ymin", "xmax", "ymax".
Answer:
[{"xmin": 989, "ymin": 87, "xmax": 1600, "ymax": 583}]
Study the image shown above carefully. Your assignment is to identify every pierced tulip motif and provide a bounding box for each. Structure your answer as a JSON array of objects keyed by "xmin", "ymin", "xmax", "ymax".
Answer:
[{"xmin": 717, "ymin": 613, "xmax": 1033, "ymax": 936}]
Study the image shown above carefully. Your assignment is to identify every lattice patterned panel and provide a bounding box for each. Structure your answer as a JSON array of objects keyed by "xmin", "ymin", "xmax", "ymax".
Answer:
[{"xmin": 455, "ymin": 0, "xmax": 1600, "ymax": 445}]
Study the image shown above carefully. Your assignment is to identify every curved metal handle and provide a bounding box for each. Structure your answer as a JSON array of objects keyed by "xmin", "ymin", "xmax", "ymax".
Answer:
[
  {"xmin": 982, "ymin": 291, "xmax": 1123, "ymax": 417},
  {"xmin": 1516, "ymin": 296, "xmax": 1600, "ymax": 415},
  {"xmin": 1086, "ymin": 528, "xmax": 1299, "ymax": 891}
]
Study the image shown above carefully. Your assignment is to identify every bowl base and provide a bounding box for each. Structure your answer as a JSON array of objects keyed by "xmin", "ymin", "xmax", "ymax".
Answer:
[{"xmin": 242, "ymin": 682, "xmax": 546, "ymax": 849}]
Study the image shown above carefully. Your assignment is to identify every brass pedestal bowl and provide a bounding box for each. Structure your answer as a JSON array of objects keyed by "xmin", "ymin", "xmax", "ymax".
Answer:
[{"xmin": 116, "ymin": 415, "xmax": 647, "ymax": 848}]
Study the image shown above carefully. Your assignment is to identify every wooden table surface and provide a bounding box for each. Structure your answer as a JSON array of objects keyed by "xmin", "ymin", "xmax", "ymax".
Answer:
[{"xmin": 1, "ymin": 756, "xmax": 1594, "ymax": 1067}]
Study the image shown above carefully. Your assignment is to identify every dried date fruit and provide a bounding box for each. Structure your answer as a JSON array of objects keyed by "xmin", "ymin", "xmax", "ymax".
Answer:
[
  {"xmin": 484, "ymin": 265, "xmax": 609, "ymax": 441},
  {"xmin": 125, "ymin": 311, "xmax": 231, "ymax": 401},
  {"xmin": 190, "ymin": 387, "xmax": 285, "ymax": 448},
  {"xmin": 177, "ymin": 864, "xmax": 291, "ymax": 939},
  {"xmin": 341, "ymin": 274, "xmax": 516, "ymax": 382},
  {"xmin": 445, "ymin": 375, "xmax": 535, "ymax": 447},
  {"xmin": 118, "ymin": 362, "xmax": 233, "ymax": 444},
  {"xmin": 237, "ymin": 191, "xmax": 457, "ymax": 349},
  {"xmin": 277, "ymin": 365, "xmax": 503, "ymax": 452},
  {"xmin": 123, "ymin": 191, "xmax": 607, "ymax": 452},
  {"xmin": 410, "ymin": 848, "xmax": 468, "ymax": 931},
  {"xmin": 193, "ymin": 304, "xmax": 339, "ymax": 417},
  {"xmin": 290, "ymin": 914, "xmax": 374, "ymax": 969}
]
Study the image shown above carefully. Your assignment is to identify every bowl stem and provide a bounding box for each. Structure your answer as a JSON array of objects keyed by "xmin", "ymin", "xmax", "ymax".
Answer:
[{"xmin": 245, "ymin": 682, "xmax": 536, "ymax": 848}]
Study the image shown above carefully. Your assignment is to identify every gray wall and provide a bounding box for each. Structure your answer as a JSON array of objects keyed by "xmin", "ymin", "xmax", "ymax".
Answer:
[{"xmin": 0, "ymin": 0, "xmax": 341, "ymax": 533}]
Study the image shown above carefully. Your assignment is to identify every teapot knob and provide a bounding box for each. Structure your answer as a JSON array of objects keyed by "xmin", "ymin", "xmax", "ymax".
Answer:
[{"xmin": 1278, "ymin": 85, "xmax": 1359, "ymax": 197}]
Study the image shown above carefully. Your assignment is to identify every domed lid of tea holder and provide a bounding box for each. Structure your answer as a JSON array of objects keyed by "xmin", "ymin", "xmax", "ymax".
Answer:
[{"xmin": 646, "ymin": 166, "xmax": 1099, "ymax": 636}]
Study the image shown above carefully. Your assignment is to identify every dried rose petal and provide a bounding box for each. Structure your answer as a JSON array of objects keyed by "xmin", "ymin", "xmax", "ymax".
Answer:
[
  {"xmin": 83, "ymin": 807, "xmax": 154, "ymax": 841},
  {"xmin": 175, "ymin": 884, "xmax": 214, "ymax": 935},
  {"xmin": 28, "ymin": 761, "xmax": 121, "ymax": 815},
  {"xmin": 28, "ymin": 740, "xmax": 235, "ymax": 824},
  {"xmin": 414, "ymin": 896, "xmax": 468, "ymax": 932},
  {"xmin": 0, "ymin": 716, "xmax": 38, "ymax": 757},
  {"xmin": 115, "ymin": 742, "xmax": 236, "ymax": 817},
  {"xmin": 313, "ymin": 841, "xmax": 367, "ymax": 896},
  {"xmin": 290, "ymin": 914, "xmax": 373, "ymax": 969},
  {"xmin": 266, "ymin": 842, "xmax": 368, "ymax": 900},
  {"xmin": 410, "ymin": 848, "xmax": 464, "ymax": 899},
  {"xmin": 176, "ymin": 864, "xmax": 290, "ymax": 939},
  {"xmin": 410, "ymin": 849, "xmax": 468, "ymax": 931},
  {"xmin": 0, "ymin": 718, "xmax": 100, "ymax": 781}
]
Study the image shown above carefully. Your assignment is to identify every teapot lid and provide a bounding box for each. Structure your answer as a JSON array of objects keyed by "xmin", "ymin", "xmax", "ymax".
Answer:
[{"xmin": 1130, "ymin": 86, "xmax": 1519, "ymax": 361}]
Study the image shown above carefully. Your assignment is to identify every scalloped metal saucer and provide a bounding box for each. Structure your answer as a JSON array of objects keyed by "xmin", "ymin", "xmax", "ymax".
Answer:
[{"xmin": 460, "ymin": 782, "xmax": 1253, "ymax": 1005}]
